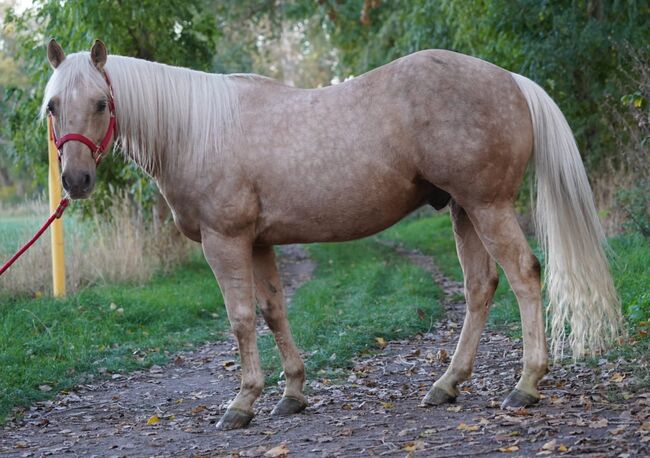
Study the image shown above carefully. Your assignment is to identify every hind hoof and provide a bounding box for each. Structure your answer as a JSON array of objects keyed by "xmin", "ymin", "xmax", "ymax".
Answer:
[
  {"xmin": 216, "ymin": 407, "xmax": 254, "ymax": 430},
  {"xmin": 421, "ymin": 387, "xmax": 457, "ymax": 406},
  {"xmin": 501, "ymin": 389, "xmax": 539, "ymax": 409},
  {"xmin": 271, "ymin": 396, "xmax": 308, "ymax": 416}
]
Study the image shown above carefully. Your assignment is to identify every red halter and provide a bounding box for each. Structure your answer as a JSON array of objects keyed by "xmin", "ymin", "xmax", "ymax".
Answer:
[{"xmin": 49, "ymin": 69, "xmax": 117, "ymax": 165}]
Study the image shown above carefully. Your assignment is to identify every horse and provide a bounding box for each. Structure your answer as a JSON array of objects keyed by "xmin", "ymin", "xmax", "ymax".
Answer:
[{"xmin": 43, "ymin": 39, "xmax": 622, "ymax": 430}]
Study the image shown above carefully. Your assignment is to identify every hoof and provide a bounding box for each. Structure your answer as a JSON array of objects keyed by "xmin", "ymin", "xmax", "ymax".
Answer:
[
  {"xmin": 421, "ymin": 387, "xmax": 456, "ymax": 406},
  {"xmin": 271, "ymin": 396, "xmax": 308, "ymax": 416},
  {"xmin": 501, "ymin": 389, "xmax": 540, "ymax": 409},
  {"xmin": 216, "ymin": 407, "xmax": 254, "ymax": 430}
]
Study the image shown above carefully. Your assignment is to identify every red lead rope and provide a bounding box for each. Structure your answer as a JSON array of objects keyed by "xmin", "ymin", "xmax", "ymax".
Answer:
[{"xmin": 0, "ymin": 198, "xmax": 70, "ymax": 276}]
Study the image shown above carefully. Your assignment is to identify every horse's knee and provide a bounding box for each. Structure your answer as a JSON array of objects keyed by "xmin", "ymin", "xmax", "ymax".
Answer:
[
  {"xmin": 229, "ymin": 309, "xmax": 256, "ymax": 338},
  {"xmin": 465, "ymin": 272, "xmax": 499, "ymax": 312}
]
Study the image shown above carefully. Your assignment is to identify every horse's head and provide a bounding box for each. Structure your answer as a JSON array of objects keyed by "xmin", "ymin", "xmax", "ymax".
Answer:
[{"xmin": 44, "ymin": 39, "xmax": 116, "ymax": 199}]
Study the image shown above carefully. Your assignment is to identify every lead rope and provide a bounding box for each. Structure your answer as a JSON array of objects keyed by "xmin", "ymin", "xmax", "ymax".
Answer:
[{"xmin": 0, "ymin": 197, "xmax": 70, "ymax": 276}]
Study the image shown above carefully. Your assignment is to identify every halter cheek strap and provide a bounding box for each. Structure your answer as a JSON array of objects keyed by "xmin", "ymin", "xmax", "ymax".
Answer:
[{"xmin": 49, "ymin": 70, "xmax": 117, "ymax": 165}]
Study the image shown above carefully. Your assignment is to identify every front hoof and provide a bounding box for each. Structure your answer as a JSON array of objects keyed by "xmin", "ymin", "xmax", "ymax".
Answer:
[
  {"xmin": 216, "ymin": 408, "xmax": 254, "ymax": 430},
  {"xmin": 501, "ymin": 389, "xmax": 540, "ymax": 409},
  {"xmin": 271, "ymin": 396, "xmax": 308, "ymax": 416},
  {"xmin": 421, "ymin": 387, "xmax": 456, "ymax": 406}
]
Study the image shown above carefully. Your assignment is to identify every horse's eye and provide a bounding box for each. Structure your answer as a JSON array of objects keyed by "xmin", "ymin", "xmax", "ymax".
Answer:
[
  {"xmin": 47, "ymin": 101, "xmax": 56, "ymax": 116},
  {"xmin": 96, "ymin": 100, "xmax": 107, "ymax": 113}
]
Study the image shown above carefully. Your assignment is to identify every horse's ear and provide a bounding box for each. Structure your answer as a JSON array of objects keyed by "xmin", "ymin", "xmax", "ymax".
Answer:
[
  {"xmin": 90, "ymin": 39, "xmax": 108, "ymax": 71},
  {"xmin": 47, "ymin": 39, "xmax": 65, "ymax": 69}
]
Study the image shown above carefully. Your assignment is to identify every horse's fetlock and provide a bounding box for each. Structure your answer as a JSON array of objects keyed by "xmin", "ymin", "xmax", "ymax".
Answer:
[
  {"xmin": 242, "ymin": 378, "xmax": 264, "ymax": 396},
  {"xmin": 284, "ymin": 361, "xmax": 306, "ymax": 382}
]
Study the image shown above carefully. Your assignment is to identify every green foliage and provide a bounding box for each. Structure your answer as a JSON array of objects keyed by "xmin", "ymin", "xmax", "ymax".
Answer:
[
  {"xmin": 610, "ymin": 233, "xmax": 650, "ymax": 323},
  {"xmin": 617, "ymin": 181, "xmax": 650, "ymax": 238}
]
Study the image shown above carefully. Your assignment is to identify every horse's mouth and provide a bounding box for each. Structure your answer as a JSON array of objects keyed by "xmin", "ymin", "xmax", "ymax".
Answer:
[{"xmin": 65, "ymin": 185, "xmax": 94, "ymax": 200}]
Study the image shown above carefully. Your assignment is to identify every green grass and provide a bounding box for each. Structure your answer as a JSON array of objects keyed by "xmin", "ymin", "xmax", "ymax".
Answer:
[
  {"xmin": 380, "ymin": 211, "xmax": 521, "ymax": 333},
  {"xmin": 0, "ymin": 254, "xmax": 225, "ymax": 422},
  {"xmin": 0, "ymin": 216, "xmax": 45, "ymax": 252},
  {"xmin": 260, "ymin": 239, "xmax": 444, "ymax": 380}
]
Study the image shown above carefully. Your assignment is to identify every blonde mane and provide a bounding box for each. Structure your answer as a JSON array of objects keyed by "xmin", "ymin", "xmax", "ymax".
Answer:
[{"xmin": 42, "ymin": 52, "xmax": 240, "ymax": 176}]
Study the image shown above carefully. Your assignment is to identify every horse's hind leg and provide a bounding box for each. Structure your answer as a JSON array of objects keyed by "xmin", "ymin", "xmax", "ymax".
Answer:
[
  {"xmin": 423, "ymin": 201, "xmax": 499, "ymax": 405},
  {"xmin": 466, "ymin": 204, "xmax": 548, "ymax": 408},
  {"xmin": 252, "ymin": 246, "xmax": 307, "ymax": 416}
]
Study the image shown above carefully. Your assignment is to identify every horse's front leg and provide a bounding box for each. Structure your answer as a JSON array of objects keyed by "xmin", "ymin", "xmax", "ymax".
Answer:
[{"xmin": 201, "ymin": 229, "xmax": 263, "ymax": 430}]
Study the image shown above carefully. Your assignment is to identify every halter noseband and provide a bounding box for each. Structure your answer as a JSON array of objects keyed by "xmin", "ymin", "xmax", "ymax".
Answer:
[{"xmin": 48, "ymin": 69, "xmax": 117, "ymax": 165}]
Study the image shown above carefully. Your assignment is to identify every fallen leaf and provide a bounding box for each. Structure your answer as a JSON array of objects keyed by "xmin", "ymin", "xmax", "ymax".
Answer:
[
  {"xmin": 609, "ymin": 426, "xmax": 626, "ymax": 435},
  {"xmin": 541, "ymin": 439, "xmax": 556, "ymax": 451},
  {"xmin": 457, "ymin": 422, "xmax": 479, "ymax": 432},
  {"xmin": 222, "ymin": 360, "xmax": 237, "ymax": 371},
  {"xmin": 264, "ymin": 443, "xmax": 289, "ymax": 457},
  {"xmin": 381, "ymin": 401, "xmax": 394, "ymax": 410},
  {"xmin": 402, "ymin": 440, "xmax": 426, "ymax": 452},
  {"xmin": 498, "ymin": 445, "xmax": 519, "ymax": 452},
  {"xmin": 15, "ymin": 441, "xmax": 28, "ymax": 449},
  {"xmin": 109, "ymin": 302, "xmax": 117, "ymax": 311},
  {"xmin": 447, "ymin": 405, "xmax": 462, "ymax": 412},
  {"xmin": 589, "ymin": 418, "xmax": 608, "ymax": 428},
  {"xmin": 610, "ymin": 372, "xmax": 626, "ymax": 383},
  {"xmin": 39, "ymin": 384, "xmax": 52, "ymax": 392},
  {"xmin": 557, "ymin": 444, "xmax": 569, "ymax": 453},
  {"xmin": 146, "ymin": 415, "xmax": 160, "ymax": 425},
  {"xmin": 191, "ymin": 405, "xmax": 206, "ymax": 414},
  {"xmin": 375, "ymin": 337, "xmax": 387, "ymax": 348},
  {"xmin": 436, "ymin": 348, "xmax": 449, "ymax": 363}
]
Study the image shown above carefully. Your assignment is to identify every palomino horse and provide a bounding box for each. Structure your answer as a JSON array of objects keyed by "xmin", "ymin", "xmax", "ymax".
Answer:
[{"xmin": 44, "ymin": 40, "xmax": 621, "ymax": 429}]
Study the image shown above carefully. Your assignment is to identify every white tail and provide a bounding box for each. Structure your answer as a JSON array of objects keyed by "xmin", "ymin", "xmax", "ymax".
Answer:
[{"xmin": 511, "ymin": 73, "xmax": 623, "ymax": 359}]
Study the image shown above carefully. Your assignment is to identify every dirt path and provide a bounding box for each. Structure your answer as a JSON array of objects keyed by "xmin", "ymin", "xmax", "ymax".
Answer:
[{"xmin": 1, "ymin": 244, "xmax": 648, "ymax": 457}]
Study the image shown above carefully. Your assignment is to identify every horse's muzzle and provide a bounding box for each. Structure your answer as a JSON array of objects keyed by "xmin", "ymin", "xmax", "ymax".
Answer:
[{"xmin": 62, "ymin": 169, "xmax": 95, "ymax": 199}]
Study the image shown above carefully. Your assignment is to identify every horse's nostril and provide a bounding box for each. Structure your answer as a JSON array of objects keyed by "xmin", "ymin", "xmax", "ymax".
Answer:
[
  {"xmin": 62, "ymin": 175, "xmax": 70, "ymax": 191},
  {"xmin": 83, "ymin": 173, "xmax": 91, "ymax": 187}
]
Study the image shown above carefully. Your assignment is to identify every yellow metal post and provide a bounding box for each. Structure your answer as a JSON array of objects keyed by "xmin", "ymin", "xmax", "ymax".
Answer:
[{"xmin": 47, "ymin": 122, "xmax": 66, "ymax": 297}]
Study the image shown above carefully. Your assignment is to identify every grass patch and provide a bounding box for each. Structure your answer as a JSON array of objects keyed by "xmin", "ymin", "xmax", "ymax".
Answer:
[
  {"xmin": 260, "ymin": 238, "xmax": 444, "ymax": 380},
  {"xmin": 0, "ymin": 254, "xmax": 225, "ymax": 422},
  {"xmin": 380, "ymin": 211, "xmax": 521, "ymax": 333}
]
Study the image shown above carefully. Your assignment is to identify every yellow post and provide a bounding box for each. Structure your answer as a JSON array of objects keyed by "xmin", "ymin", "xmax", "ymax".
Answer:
[{"xmin": 47, "ymin": 122, "xmax": 66, "ymax": 297}]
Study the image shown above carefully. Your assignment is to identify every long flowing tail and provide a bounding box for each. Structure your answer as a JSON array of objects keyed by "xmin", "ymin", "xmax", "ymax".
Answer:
[{"xmin": 510, "ymin": 72, "xmax": 623, "ymax": 359}]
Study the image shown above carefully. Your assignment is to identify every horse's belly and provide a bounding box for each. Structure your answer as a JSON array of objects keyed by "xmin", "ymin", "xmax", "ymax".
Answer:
[{"xmin": 254, "ymin": 181, "xmax": 431, "ymax": 245}]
